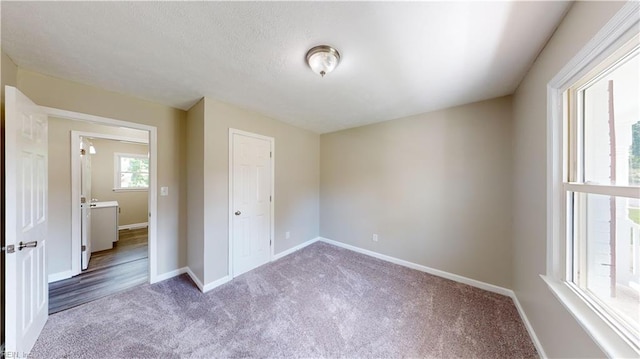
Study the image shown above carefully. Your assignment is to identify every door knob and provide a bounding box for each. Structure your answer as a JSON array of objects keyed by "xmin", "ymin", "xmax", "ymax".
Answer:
[{"xmin": 235, "ymin": 211, "xmax": 241, "ymax": 216}]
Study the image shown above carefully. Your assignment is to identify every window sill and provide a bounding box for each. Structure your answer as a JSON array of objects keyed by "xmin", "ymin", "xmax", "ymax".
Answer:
[
  {"xmin": 540, "ymin": 275, "xmax": 639, "ymax": 358},
  {"xmin": 112, "ymin": 188, "xmax": 148, "ymax": 193}
]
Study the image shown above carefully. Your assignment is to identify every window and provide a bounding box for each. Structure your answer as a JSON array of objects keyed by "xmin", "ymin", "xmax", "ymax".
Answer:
[
  {"xmin": 545, "ymin": 5, "xmax": 640, "ymax": 356},
  {"xmin": 563, "ymin": 39, "xmax": 640, "ymax": 349},
  {"xmin": 114, "ymin": 153, "xmax": 149, "ymax": 190}
]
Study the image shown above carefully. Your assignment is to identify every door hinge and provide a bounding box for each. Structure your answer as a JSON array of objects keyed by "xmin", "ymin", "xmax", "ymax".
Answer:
[
  {"xmin": 270, "ymin": 239, "xmax": 272, "ymax": 246},
  {"xmin": 270, "ymin": 195, "xmax": 272, "ymax": 202},
  {"xmin": 81, "ymin": 197, "xmax": 87, "ymax": 204},
  {"xmin": 81, "ymin": 245, "xmax": 87, "ymax": 252},
  {"xmin": 2, "ymin": 245, "xmax": 15, "ymax": 254},
  {"xmin": 270, "ymin": 151, "xmax": 272, "ymax": 158}
]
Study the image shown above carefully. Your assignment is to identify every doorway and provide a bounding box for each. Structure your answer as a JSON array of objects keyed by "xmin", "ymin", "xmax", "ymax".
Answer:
[
  {"xmin": 49, "ymin": 130, "xmax": 151, "ymax": 313},
  {"xmin": 70, "ymin": 132, "xmax": 150, "ymax": 276},
  {"xmin": 42, "ymin": 107, "xmax": 159, "ymax": 285},
  {"xmin": 43, "ymin": 112, "xmax": 155, "ymax": 315},
  {"xmin": 228, "ymin": 129, "xmax": 274, "ymax": 278}
]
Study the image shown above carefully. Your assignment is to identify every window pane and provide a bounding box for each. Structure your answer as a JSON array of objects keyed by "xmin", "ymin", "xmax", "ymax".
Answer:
[
  {"xmin": 119, "ymin": 172, "xmax": 149, "ymax": 188},
  {"xmin": 583, "ymin": 51, "xmax": 640, "ymax": 186},
  {"xmin": 120, "ymin": 156, "xmax": 149, "ymax": 174},
  {"xmin": 572, "ymin": 192, "xmax": 640, "ymax": 338},
  {"xmin": 117, "ymin": 155, "xmax": 149, "ymax": 189}
]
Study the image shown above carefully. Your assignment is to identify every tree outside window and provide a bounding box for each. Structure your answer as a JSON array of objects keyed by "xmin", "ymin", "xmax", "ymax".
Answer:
[{"xmin": 115, "ymin": 153, "xmax": 149, "ymax": 189}]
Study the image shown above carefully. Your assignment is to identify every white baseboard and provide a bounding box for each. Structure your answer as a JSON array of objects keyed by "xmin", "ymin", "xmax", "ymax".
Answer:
[
  {"xmin": 319, "ymin": 237, "xmax": 512, "ymax": 297},
  {"xmin": 185, "ymin": 267, "xmax": 231, "ymax": 293},
  {"xmin": 185, "ymin": 236, "xmax": 320, "ymax": 294},
  {"xmin": 153, "ymin": 267, "xmax": 187, "ymax": 283},
  {"xmin": 184, "ymin": 239, "xmax": 323, "ymax": 294},
  {"xmin": 318, "ymin": 237, "xmax": 546, "ymax": 357},
  {"xmin": 202, "ymin": 275, "xmax": 231, "ymax": 293},
  {"xmin": 118, "ymin": 222, "xmax": 148, "ymax": 230},
  {"xmin": 509, "ymin": 291, "xmax": 547, "ymax": 359},
  {"xmin": 185, "ymin": 267, "xmax": 205, "ymax": 292},
  {"xmin": 48, "ymin": 270, "xmax": 73, "ymax": 283},
  {"xmin": 272, "ymin": 237, "xmax": 320, "ymax": 261}
]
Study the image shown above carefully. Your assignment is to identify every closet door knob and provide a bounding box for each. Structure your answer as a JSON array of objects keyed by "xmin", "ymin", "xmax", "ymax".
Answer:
[{"xmin": 235, "ymin": 211, "xmax": 241, "ymax": 216}]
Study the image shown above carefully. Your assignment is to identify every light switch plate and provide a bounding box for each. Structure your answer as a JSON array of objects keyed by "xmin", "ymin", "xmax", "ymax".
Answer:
[{"xmin": 160, "ymin": 187, "xmax": 169, "ymax": 196}]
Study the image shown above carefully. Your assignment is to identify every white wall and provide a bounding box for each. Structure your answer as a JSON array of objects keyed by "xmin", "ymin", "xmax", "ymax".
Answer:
[
  {"xmin": 511, "ymin": 1, "xmax": 626, "ymax": 357},
  {"xmin": 90, "ymin": 138, "xmax": 149, "ymax": 226},
  {"xmin": 47, "ymin": 117, "xmax": 148, "ymax": 277},
  {"xmin": 320, "ymin": 96, "xmax": 514, "ymax": 288}
]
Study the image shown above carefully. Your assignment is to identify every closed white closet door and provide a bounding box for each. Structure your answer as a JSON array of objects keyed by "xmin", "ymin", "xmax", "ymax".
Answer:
[{"xmin": 231, "ymin": 130, "xmax": 273, "ymax": 277}]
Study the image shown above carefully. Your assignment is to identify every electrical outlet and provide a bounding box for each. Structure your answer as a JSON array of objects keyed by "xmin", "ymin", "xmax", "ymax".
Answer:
[
  {"xmin": 286, "ymin": 231, "xmax": 290, "ymax": 239},
  {"xmin": 372, "ymin": 234, "xmax": 378, "ymax": 242}
]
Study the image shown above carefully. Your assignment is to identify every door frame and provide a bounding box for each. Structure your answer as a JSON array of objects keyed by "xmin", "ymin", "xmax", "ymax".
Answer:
[
  {"xmin": 43, "ymin": 106, "xmax": 160, "ymax": 283},
  {"xmin": 70, "ymin": 131, "xmax": 150, "ymax": 277},
  {"xmin": 228, "ymin": 128, "xmax": 275, "ymax": 278}
]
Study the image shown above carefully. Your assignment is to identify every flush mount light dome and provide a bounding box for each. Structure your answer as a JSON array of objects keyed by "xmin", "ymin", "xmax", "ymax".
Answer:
[{"xmin": 306, "ymin": 45, "xmax": 340, "ymax": 77}]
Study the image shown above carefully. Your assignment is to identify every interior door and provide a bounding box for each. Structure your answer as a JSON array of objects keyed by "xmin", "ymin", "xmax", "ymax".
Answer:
[
  {"xmin": 231, "ymin": 131, "xmax": 272, "ymax": 277},
  {"xmin": 4, "ymin": 86, "xmax": 49, "ymax": 354},
  {"xmin": 80, "ymin": 137, "xmax": 92, "ymax": 270}
]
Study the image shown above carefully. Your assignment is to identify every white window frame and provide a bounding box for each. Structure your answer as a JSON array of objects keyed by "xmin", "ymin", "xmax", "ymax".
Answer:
[
  {"xmin": 114, "ymin": 152, "xmax": 149, "ymax": 192},
  {"xmin": 543, "ymin": 2, "xmax": 640, "ymax": 357}
]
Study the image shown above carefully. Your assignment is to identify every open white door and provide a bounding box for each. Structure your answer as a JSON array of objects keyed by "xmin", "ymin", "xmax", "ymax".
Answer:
[
  {"xmin": 4, "ymin": 86, "xmax": 49, "ymax": 354},
  {"xmin": 79, "ymin": 137, "xmax": 92, "ymax": 270},
  {"xmin": 230, "ymin": 130, "xmax": 273, "ymax": 277}
]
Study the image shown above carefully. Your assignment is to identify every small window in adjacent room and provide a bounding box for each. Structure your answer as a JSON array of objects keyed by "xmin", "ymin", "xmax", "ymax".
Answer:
[
  {"xmin": 114, "ymin": 153, "xmax": 149, "ymax": 191},
  {"xmin": 564, "ymin": 39, "xmax": 639, "ymax": 348}
]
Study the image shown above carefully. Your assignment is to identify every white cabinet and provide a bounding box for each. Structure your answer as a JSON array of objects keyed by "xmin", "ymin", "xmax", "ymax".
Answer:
[{"xmin": 90, "ymin": 201, "xmax": 119, "ymax": 252}]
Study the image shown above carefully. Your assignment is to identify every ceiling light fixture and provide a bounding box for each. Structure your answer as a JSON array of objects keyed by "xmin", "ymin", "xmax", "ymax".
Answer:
[{"xmin": 306, "ymin": 45, "xmax": 340, "ymax": 77}]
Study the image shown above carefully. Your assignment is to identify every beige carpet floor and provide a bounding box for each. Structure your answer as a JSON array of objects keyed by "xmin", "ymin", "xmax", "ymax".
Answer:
[{"xmin": 30, "ymin": 241, "xmax": 537, "ymax": 358}]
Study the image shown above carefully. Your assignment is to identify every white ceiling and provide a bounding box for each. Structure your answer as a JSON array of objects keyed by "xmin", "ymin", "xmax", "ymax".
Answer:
[{"xmin": 2, "ymin": 1, "xmax": 571, "ymax": 134}]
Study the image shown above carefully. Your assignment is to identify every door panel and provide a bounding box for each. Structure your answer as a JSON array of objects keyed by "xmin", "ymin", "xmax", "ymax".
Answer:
[
  {"xmin": 231, "ymin": 132, "xmax": 272, "ymax": 277},
  {"xmin": 5, "ymin": 86, "xmax": 49, "ymax": 354}
]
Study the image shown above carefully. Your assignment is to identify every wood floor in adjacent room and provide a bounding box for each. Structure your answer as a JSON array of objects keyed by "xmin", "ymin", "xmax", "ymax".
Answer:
[{"xmin": 48, "ymin": 228, "xmax": 149, "ymax": 314}]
